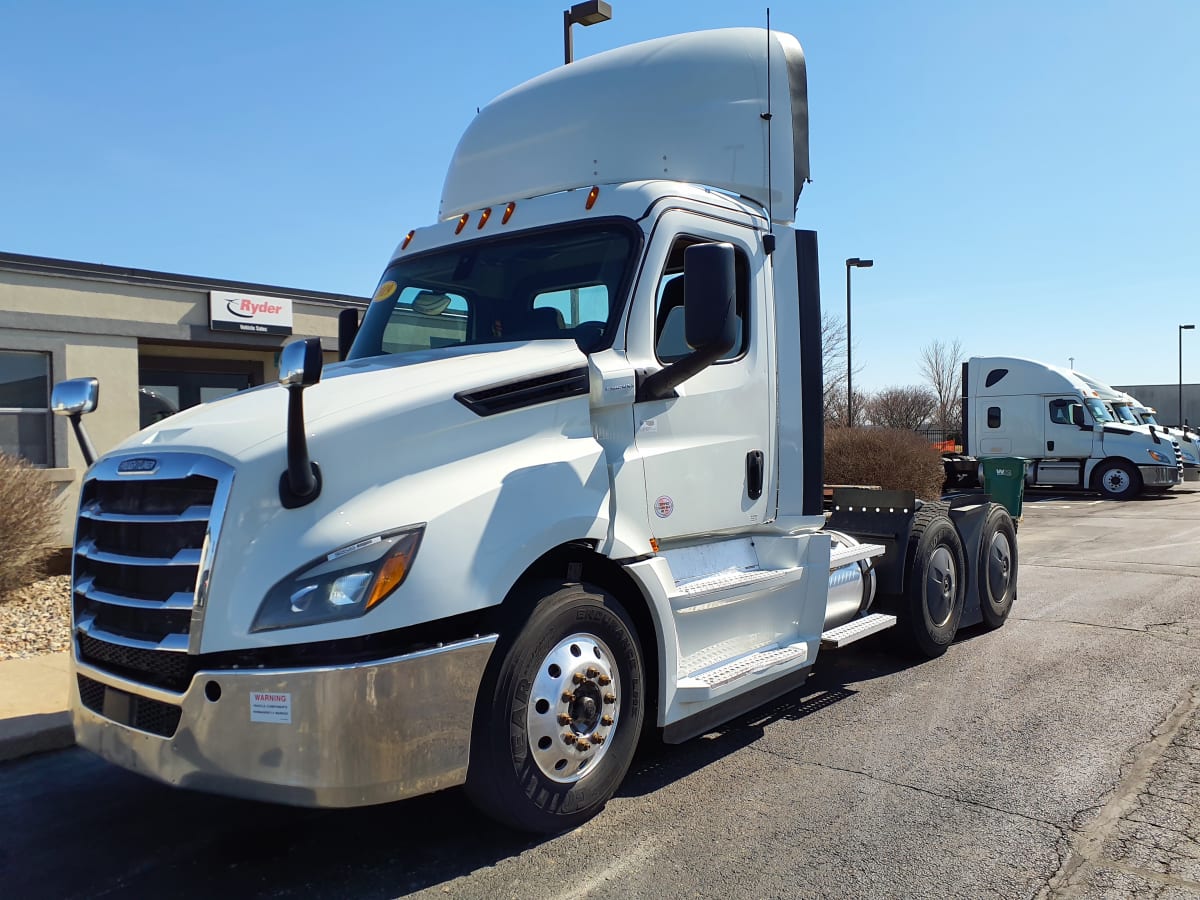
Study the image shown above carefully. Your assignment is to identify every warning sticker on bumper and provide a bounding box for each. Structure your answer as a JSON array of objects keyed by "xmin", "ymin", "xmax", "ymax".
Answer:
[{"xmin": 250, "ymin": 691, "xmax": 292, "ymax": 724}]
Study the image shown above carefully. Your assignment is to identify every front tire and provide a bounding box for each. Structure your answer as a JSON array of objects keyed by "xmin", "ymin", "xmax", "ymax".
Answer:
[
  {"xmin": 465, "ymin": 581, "xmax": 645, "ymax": 833},
  {"xmin": 1094, "ymin": 459, "xmax": 1141, "ymax": 500}
]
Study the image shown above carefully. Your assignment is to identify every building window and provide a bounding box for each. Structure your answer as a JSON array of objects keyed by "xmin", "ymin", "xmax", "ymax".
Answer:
[
  {"xmin": 0, "ymin": 351, "xmax": 52, "ymax": 466},
  {"xmin": 987, "ymin": 406, "xmax": 1001, "ymax": 428}
]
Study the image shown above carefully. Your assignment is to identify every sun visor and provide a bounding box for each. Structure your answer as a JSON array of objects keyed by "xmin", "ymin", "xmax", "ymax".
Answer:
[{"xmin": 439, "ymin": 28, "xmax": 809, "ymax": 226}]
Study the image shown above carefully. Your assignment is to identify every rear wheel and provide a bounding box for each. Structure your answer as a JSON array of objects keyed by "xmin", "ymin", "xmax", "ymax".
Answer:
[
  {"xmin": 1094, "ymin": 459, "xmax": 1141, "ymax": 500},
  {"xmin": 465, "ymin": 581, "xmax": 644, "ymax": 833},
  {"xmin": 978, "ymin": 504, "xmax": 1018, "ymax": 629},
  {"xmin": 897, "ymin": 508, "xmax": 966, "ymax": 658}
]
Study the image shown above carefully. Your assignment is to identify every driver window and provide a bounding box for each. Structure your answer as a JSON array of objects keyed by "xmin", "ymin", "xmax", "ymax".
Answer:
[
  {"xmin": 1049, "ymin": 398, "xmax": 1084, "ymax": 426},
  {"xmin": 654, "ymin": 238, "xmax": 750, "ymax": 363}
]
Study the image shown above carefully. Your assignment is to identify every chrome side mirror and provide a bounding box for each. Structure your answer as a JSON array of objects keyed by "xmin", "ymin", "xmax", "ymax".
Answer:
[
  {"xmin": 51, "ymin": 377, "xmax": 99, "ymax": 417},
  {"xmin": 279, "ymin": 338, "xmax": 323, "ymax": 387},
  {"xmin": 51, "ymin": 377, "xmax": 100, "ymax": 467}
]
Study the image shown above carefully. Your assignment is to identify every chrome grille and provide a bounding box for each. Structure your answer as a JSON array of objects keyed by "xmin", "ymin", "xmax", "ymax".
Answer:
[
  {"xmin": 1171, "ymin": 440, "xmax": 1184, "ymax": 478},
  {"xmin": 72, "ymin": 454, "xmax": 234, "ymax": 696}
]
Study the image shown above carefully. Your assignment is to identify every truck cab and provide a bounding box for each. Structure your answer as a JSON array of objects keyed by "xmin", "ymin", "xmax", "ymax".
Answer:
[{"xmin": 52, "ymin": 28, "xmax": 1018, "ymax": 834}]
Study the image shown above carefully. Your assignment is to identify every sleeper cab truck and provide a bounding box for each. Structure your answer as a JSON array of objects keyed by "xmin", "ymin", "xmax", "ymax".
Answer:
[
  {"xmin": 961, "ymin": 356, "xmax": 1182, "ymax": 499},
  {"xmin": 50, "ymin": 29, "xmax": 1019, "ymax": 834},
  {"xmin": 1106, "ymin": 390, "xmax": 1200, "ymax": 476}
]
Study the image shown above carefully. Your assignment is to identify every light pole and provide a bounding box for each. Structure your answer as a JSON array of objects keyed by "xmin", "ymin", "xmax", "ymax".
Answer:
[
  {"xmin": 845, "ymin": 257, "xmax": 874, "ymax": 427},
  {"xmin": 1180, "ymin": 324, "xmax": 1195, "ymax": 427},
  {"xmin": 564, "ymin": 1, "xmax": 612, "ymax": 65}
]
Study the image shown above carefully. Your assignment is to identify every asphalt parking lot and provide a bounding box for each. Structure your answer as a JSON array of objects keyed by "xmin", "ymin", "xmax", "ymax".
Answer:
[{"xmin": 3, "ymin": 486, "xmax": 1199, "ymax": 899}]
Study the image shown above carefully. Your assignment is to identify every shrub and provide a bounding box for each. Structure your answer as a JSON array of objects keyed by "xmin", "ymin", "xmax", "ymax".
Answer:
[
  {"xmin": 0, "ymin": 453, "xmax": 60, "ymax": 596},
  {"xmin": 824, "ymin": 426, "xmax": 946, "ymax": 500}
]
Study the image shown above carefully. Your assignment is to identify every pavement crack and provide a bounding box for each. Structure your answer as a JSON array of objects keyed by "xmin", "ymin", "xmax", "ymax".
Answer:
[
  {"xmin": 1009, "ymin": 616, "xmax": 1200, "ymax": 648},
  {"xmin": 1039, "ymin": 684, "xmax": 1200, "ymax": 898}
]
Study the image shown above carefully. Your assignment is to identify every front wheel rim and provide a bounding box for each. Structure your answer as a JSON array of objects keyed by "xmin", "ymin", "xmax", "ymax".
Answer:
[
  {"xmin": 1104, "ymin": 469, "xmax": 1131, "ymax": 494},
  {"xmin": 525, "ymin": 633, "xmax": 621, "ymax": 784}
]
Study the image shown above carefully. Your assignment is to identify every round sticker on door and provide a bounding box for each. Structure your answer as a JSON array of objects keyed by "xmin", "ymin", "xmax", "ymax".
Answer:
[{"xmin": 654, "ymin": 495, "xmax": 674, "ymax": 518}]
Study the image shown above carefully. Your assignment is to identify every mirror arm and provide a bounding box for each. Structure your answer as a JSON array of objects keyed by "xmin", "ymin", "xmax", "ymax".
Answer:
[
  {"xmin": 68, "ymin": 414, "xmax": 97, "ymax": 467},
  {"xmin": 636, "ymin": 340, "xmax": 732, "ymax": 403},
  {"xmin": 279, "ymin": 384, "xmax": 322, "ymax": 508}
]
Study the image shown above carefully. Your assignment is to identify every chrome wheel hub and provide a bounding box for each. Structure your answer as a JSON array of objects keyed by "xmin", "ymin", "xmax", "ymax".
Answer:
[{"xmin": 526, "ymin": 633, "xmax": 620, "ymax": 784}]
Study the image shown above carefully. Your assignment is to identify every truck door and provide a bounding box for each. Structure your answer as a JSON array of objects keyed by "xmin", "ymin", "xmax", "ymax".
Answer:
[
  {"xmin": 630, "ymin": 215, "xmax": 774, "ymax": 540},
  {"xmin": 1045, "ymin": 397, "xmax": 1096, "ymax": 458}
]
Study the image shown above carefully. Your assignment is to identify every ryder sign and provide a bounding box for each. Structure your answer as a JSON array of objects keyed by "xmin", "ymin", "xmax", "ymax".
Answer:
[{"xmin": 210, "ymin": 291, "xmax": 294, "ymax": 336}]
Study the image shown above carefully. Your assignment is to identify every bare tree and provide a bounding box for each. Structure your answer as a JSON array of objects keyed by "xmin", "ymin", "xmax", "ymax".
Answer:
[
  {"xmin": 821, "ymin": 311, "xmax": 864, "ymax": 424},
  {"xmin": 862, "ymin": 386, "xmax": 937, "ymax": 430},
  {"xmin": 919, "ymin": 338, "xmax": 965, "ymax": 433}
]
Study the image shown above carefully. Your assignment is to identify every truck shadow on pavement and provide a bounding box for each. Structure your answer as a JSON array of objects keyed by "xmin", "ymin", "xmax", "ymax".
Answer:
[{"xmin": 3, "ymin": 641, "xmax": 930, "ymax": 900}]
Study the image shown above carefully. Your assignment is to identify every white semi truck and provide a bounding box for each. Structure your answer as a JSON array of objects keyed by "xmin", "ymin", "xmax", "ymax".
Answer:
[
  {"xmin": 961, "ymin": 356, "xmax": 1182, "ymax": 499},
  {"xmin": 52, "ymin": 28, "xmax": 1019, "ymax": 833}
]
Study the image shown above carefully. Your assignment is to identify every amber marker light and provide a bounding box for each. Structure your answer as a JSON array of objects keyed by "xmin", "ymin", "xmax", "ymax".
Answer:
[
  {"xmin": 477, "ymin": 207, "xmax": 492, "ymax": 229},
  {"xmin": 502, "ymin": 201, "xmax": 516, "ymax": 224},
  {"xmin": 455, "ymin": 213, "xmax": 470, "ymax": 234},
  {"xmin": 401, "ymin": 230, "xmax": 415, "ymax": 250},
  {"xmin": 649, "ymin": 537, "xmax": 659, "ymax": 553},
  {"xmin": 365, "ymin": 531, "xmax": 423, "ymax": 611},
  {"xmin": 585, "ymin": 186, "xmax": 600, "ymax": 209}
]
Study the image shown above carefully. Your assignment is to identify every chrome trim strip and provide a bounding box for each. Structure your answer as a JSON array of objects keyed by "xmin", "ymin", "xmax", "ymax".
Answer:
[
  {"xmin": 77, "ymin": 615, "xmax": 189, "ymax": 652},
  {"xmin": 80, "ymin": 501, "xmax": 213, "ymax": 524},
  {"xmin": 75, "ymin": 577, "xmax": 194, "ymax": 611},
  {"xmin": 76, "ymin": 540, "xmax": 202, "ymax": 567},
  {"xmin": 75, "ymin": 658, "xmax": 188, "ymax": 703}
]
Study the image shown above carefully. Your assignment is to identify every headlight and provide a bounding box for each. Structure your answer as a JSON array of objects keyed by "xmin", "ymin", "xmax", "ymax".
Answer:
[
  {"xmin": 251, "ymin": 526, "xmax": 424, "ymax": 632},
  {"xmin": 1183, "ymin": 451, "xmax": 1198, "ymax": 464},
  {"xmin": 1147, "ymin": 449, "xmax": 1171, "ymax": 464}
]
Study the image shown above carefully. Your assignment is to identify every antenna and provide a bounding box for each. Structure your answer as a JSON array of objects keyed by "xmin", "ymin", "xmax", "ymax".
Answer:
[{"xmin": 761, "ymin": 8, "xmax": 776, "ymax": 253}]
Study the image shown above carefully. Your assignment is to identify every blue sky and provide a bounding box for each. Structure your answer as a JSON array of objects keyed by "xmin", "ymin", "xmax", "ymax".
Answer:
[{"xmin": 2, "ymin": 1, "xmax": 1197, "ymax": 391}]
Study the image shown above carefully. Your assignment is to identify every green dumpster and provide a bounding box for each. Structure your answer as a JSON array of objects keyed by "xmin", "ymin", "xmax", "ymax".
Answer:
[{"xmin": 980, "ymin": 457, "xmax": 1027, "ymax": 519}]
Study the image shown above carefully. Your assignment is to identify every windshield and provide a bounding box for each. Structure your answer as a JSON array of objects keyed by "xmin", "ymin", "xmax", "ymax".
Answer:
[
  {"xmin": 1085, "ymin": 398, "xmax": 1115, "ymax": 423},
  {"xmin": 1112, "ymin": 404, "xmax": 1139, "ymax": 425},
  {"xmin": 349, "ymin": 223, "xmax": 637, "ymax": 360}
]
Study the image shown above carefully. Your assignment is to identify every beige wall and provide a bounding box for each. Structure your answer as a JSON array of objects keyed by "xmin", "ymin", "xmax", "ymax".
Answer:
[{"xmin": 0, "ymin": 266, "xmax": 361, "ymax": 545}]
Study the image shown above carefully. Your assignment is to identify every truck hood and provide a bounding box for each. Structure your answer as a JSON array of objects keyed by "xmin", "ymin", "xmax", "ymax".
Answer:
[{"xmin": 116, "ymin": 340, "xmax": 589, "ymax": 460}]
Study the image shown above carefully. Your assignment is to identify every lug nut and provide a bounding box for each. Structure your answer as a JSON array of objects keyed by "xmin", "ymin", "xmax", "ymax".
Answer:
[
  {"xmin": 604, "ymin": 693, "xmax": 616, "ymax": 705},
  {"xmin": 576, "ymin": 739, "xmax": 591, "ymax": 751},
  {"xmin": 557, "ymin": 713, "xmax": 573, "ymax": 726},
  {"xmin": 562, "ymin": 691, "xmax": 575, "ymax": 703},
  {"xmin": 586, "ymin": 667, "xmax": 599, "ymax": 678},
  {"xmin": 601, "ymin": 715, "xmax": 613, "ymax": 726},
  {"xmin": 563, "ymin": 732, "xmax": 576, "ymax": 744},
  {"xmin": 573, "ymin": 672, "xmax": 587, "ymax": 684},
  {"xmin": 593, "ymin": 733, "xmax": 606, "ymax": 745},
  {"xmin": 597, "ymin": 674, "xmax": 612, "ymax": 686}
]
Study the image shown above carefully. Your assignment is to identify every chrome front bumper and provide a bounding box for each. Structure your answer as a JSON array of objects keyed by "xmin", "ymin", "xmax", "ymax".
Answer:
[
  {"xmin": 1138, "ymin": 465, "xmax": 1181, "ymax": 487},
  {"xmin": 71, "ymin": 635, "xmax": 497, "ymax": 807}
]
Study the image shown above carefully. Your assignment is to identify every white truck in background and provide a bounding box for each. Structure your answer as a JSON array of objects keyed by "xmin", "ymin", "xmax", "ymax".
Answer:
[
  {"xmin": 1106, "ymin": 390, "xmax": 1200, "ymax": 477},
  {"xmin": 51, "ymin": 28, "xmax": 1019, "ymax": 833},
  {"xmin": 960, "ymin": 356, "xmax": 1182, "ymax": 499}
]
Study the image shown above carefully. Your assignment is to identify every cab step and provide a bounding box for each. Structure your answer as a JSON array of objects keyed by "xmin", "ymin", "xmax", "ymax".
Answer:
[
  {"xmin": 820, "ymin": 613, "xmax": 896, "ymax": 648},
  {"xmin": 675, "ymin": 642, "xmax": 809, "ymax": 701},
  {"xmin": 828, "ymin": 542, "xmax": 886, "ymax": 570}
]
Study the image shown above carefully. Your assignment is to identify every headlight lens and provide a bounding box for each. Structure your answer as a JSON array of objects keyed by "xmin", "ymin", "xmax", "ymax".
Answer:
[
  {"xmin": 252, "ymin": 526, "xmax": 424, "ymax": 632},
  {"xmin": 1147, "ymin": 449, "xmax": 1171, "ymax": 464}
]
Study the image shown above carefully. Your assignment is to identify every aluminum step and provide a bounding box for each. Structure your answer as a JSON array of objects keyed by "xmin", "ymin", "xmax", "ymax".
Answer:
[
  {"xmin": 828, "ymin": 542, "xmax": 886, "ymax": 570},
  {"xmin": 671, "ymin": 565, "xmax": 802, "ymax": 599},
  {"xmin": 820, "ymin": 613, "xmax": 897, "ymax": 648},
  {"xmin": 675, "ymin": 642, "xmax": 809, "ymax": 701}
]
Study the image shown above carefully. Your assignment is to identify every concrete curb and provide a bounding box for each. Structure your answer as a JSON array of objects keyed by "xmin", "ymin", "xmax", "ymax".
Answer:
[
  {"xmin": 0, "ymin": 652, "xmax": 75, "ymax": 763},
  {"xmin": 0, "ymin": 712, "xmax": 74, "ymax": 763}
]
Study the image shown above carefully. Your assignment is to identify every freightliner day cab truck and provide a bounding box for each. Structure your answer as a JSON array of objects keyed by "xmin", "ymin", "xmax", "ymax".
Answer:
[
  {"xmin": 960, "ymin": 356, "xmax": 1182, "ymax": 500},
  {"xmin": 52, "ymin": 29, "xmax": 1019, "ymax": 833}
]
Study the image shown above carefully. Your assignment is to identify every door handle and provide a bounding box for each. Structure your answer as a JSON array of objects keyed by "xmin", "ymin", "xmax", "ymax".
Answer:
[
  {"xmin": 1047, "ymin": 441, "xmax": 1054, "ymax": 451},
  {"xmin": 746, "ymin": 450, "xmax": 764, "ymax": 500}
]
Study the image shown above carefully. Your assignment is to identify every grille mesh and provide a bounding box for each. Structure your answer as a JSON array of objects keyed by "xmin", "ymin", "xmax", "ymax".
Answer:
[{"xmin": 76, "ymin": 674, "xmax": 183, "ymax": 738}]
